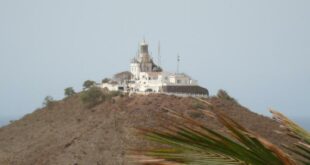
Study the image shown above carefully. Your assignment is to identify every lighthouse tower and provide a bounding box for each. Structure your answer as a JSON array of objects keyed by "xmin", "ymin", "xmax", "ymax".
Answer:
[
  {"xmin": 138, "ymin": 41, "xmax": 153, "ymax": 72},
  {"xmin": 130, "ymin": 40, "xmax": 155, "ymax": 79}
]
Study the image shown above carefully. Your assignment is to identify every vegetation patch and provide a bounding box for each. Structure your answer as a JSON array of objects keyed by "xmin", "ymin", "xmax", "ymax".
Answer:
[
  {"xmin": 188, "ymin": 111, "xmax": 204, "ymax": 119},
  {"xmin": 191, "ymin": 100, "xmax": 205, "ymax": 110},
  {"xmin": 80, "ymin": 87, "xmax": 105, "ymax": 108},
  {"xmin": 217, "ymin": 89, "xmax": 237, "ymax": 103},
  {"xmin": 106, "ymin": 91, "xmax": 122, "ymax": 99},
  {"xmin": 64, "ymin": 87, "xmax": 76, "ymax": 97},
  {"xmin": 42, "ymin": 96, "xmax": 55, "ymax": 108},
  {"xmin": 80, "ymin": 87, "xmax": 123, "ymax": 108},
  {"xmin": 83, "ymin": 80, "xmax": 96, "ymax": 89}
]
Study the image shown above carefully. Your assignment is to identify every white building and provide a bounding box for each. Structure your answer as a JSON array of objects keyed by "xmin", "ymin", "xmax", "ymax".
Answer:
[{"xmin": 101, "ymin": 40, "xmax": 208, "ymax": 96}]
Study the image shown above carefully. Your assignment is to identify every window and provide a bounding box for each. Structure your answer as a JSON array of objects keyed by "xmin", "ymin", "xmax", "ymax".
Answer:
[{"xmin": 177, "ymin": 80, "xmax": 181, "ymax": 84}]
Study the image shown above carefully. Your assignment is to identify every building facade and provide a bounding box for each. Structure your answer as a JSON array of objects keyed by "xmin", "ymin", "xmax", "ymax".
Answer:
[{"xmin": 101, "ymin": 40, "xmax": 208, "ymax": 96}]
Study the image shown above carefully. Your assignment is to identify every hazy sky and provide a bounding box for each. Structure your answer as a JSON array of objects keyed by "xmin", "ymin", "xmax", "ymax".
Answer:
[{"xmin": 0, "ymin": 0, "xmax": 309, "ymax": 122}]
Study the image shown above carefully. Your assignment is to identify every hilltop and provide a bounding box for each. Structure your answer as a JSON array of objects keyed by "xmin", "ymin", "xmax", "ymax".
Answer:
[{"xmin": 0, "ymin": 92, "xmax": 298, "ymax": 165}]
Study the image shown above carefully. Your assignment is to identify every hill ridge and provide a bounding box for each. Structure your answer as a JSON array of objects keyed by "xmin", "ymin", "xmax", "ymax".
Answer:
[{"xmin": 0, "ymin": 94, "xmax": 297, "ymax": 165}]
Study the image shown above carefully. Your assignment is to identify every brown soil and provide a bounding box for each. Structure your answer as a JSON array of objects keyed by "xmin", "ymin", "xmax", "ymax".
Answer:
[{"xmin": 0, "ymin": 94, "xmax": 297, "ymax": 165}]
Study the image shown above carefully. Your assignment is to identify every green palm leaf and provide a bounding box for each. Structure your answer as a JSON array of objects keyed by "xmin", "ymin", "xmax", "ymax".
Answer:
[
  {"xmin": 271, "ymin": 110, "xmax": 310, "ymax": 164},
  {"xmin": 133, "ymin": 100, "xmax": 297, "ymax": 165}
]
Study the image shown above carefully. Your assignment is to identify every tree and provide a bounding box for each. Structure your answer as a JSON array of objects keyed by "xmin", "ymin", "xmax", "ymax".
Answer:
[
  {"xmin": 102, "ymin": 78, "xmax": 111, "ymax": 83},
  {"xmin": 43, "ymin": 96, "xmax": 54, "ymax": 108},
  {"xmin": 83, "ymin": 80, "xmax": 96, "ymax": 89},
  {"xmin": 113, "ymin": 71, "xmax": 132, "ymax": 83},
  {"xmin": 80, "ymin": 87, "xmax": 105, "ymax": 107},
  {"xmin": 217, "ymin": 89, "xmax": 237, "ymax": 102},
  {"xmin": 64, "ymin": 87, "xmax": 76, "ymax": 97}
]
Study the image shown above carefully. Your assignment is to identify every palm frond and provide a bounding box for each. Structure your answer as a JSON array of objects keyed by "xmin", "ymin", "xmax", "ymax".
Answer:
[
  {"xmin": 270, "ymin": 109, "xmax": 310, "ymax": 144},
  {"xmin": 270, "ymin": 110, "xmax": 310, "ymax": 164},
  {"xmin": 133, "ymin": 102, "xmax": 297, "ymax": 165}
]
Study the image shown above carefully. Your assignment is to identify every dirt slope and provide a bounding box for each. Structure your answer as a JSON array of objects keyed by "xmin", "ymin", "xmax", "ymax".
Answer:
[{"xmin": 0, "ymin": 94, "xmax": 297, "ymax": 165}]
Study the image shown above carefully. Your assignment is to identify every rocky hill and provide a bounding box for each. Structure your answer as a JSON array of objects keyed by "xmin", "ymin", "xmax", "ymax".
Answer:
[{"xmin": 0, "ymin": 93, "xmax": 298, "ymax": 165}]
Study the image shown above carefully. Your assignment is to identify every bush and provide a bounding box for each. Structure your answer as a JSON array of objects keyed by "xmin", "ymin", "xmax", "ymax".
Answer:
[
  {"xmin": 113, "ymin": 71, "xmax": 133, "ymax": 83},
  {"xmin": 43, "ymin": 96, "xmax": 55, "ymax": 108},
  {"xmin": 105, "ymin": 90, "xmax": 122, "ymax": 100},
  {"xmin": 191, "ymin": 101, "xmax": 205, "ymax": 110},
  {"xmin": 109, "ymin": 90, "xmax": 122, "ymax": 97},
  {"xmin": 80, "ymin": 87, "xmax": 105, "ymax": 107},
  {"xmin": 101, "ymin": 78, "xmax": 111, "ymax": 83},
  {"xmin": 64, "ymin": 87, "xmax": 76, "ymax": 97},
  {"xmin": 83, "ymin": 80, "xmax": 96, "ymax": 89},
  {"xmin": 217, "ymin": 89, "xmax": 237, "ymax": 102},
  {"xmin": 188, "ymin": 111, "xmax": 204, "ymax": 119}
]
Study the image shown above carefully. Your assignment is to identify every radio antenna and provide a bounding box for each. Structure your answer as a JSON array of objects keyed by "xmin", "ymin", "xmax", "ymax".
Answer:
[
  {"xmin": 177, "ymin": 54, "xmax": 180, "ymax": 74},
  {"xmin": 157, "ymin": 41, "xmax": 161, "ymax": 67}
]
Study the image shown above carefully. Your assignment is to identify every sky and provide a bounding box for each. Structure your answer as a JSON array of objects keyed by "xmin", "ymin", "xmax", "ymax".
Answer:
[{"xmin": 0, "ymin": 0, "xmax": 309, "ymax": 126}]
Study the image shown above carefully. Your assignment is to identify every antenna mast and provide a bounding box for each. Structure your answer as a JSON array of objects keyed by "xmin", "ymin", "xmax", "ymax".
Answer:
[
  {"xmin": 157, "ymin": 41, "xmax": 161, "ymax": 67},
  {"xmin": 177, "ymin": 54, "xmax": 180, "ymax": 74}
]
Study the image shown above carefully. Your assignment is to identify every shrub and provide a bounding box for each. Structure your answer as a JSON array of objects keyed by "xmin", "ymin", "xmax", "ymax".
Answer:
[
  {"xmin": 109, "ymin": 90, "xmax": 122, "ymax": 97},
  {"xmin": 101, "ymin": 78, "xmax": 111, "ymax": 83},
  {"xmin": 188, "ymin": 111, "xmax": 204, "ymax": 119},
  {"xmin": 43, "ymin": 96, "xmax": 55, "ymax": 108},
  {"xmin": 105, "ymin": 90, "xmax": 122, "ymax": 100},
  {"xmin": 80, "ymin": 87, "xmax": 104, "ymax": 107},
  {"xmin": 64, "ymin": 87, "xmax": 76, "ymax": 97},
  {"xmin": 113, "ymin": 71, "xmax": 133, "ymax": 83},
  {"xmin": 217, "ymin": 89, "xmax": 237, "ymax": 102},
  {"xmin": 83, "ymin": 80, "xmax": 96, "ymax": 89},
  {"xmin": 191, "ymin": 101, "xmax": 205, "ymax": 110}
]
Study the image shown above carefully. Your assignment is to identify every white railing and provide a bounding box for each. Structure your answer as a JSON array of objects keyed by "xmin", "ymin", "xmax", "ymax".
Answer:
[{"xmin": 128, "ymin": 91, "xmax": 208, "ymax": 98}]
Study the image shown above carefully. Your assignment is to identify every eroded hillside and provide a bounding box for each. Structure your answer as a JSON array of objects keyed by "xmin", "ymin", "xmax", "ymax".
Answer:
[{"xmin": 0, "ymin": 94, "xmax": 297, "ymax": 165}]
